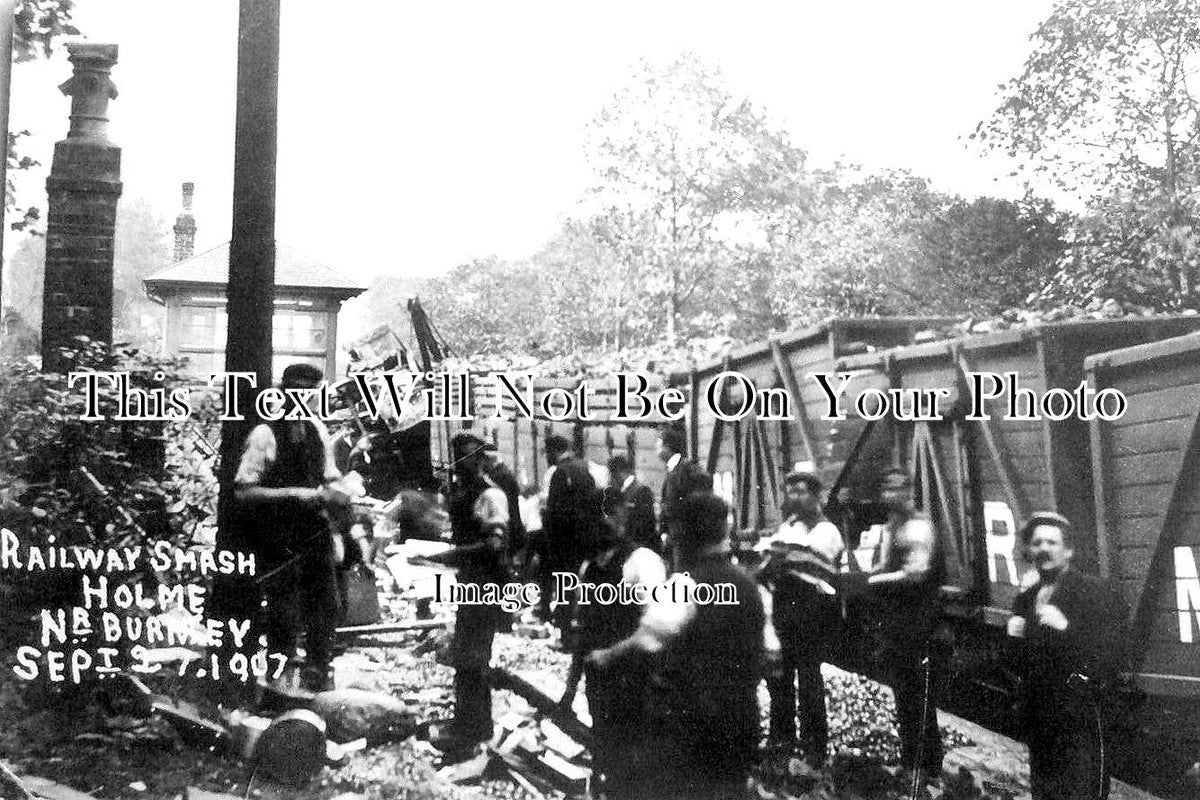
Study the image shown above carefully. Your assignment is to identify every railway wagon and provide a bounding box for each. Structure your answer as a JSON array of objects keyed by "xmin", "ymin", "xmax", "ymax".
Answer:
[
  {"xmin": 429, "ymin": 373, "xmax": 678, "ymax": 493},
  {"xmin": 684, "ymin": 315, "xmax": 1200, "ymax": 796},
  {"xmin": 1085, "ymin": 332, "xmax": 1200, "ymax": 796},
  {"xmin": 674, "ymin": 317, "xmax": 954, "ymax": 540},
  {"xmin": 687, "ymin": 316, "xmax": 1200, "ymax": 600}
]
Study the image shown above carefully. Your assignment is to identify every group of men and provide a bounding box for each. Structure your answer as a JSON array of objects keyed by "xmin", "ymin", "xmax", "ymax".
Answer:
[{"xmin": 230, "ymin": 363, "xmax": 1130, "ymax": 800}]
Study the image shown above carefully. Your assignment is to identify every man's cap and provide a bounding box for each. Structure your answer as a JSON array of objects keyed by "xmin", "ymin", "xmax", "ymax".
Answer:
[
  {"xmin": 783, "ymin": 467, "xmax": 822, "ymax": 491},
  {"xmin": 451, "ymin": 432, "xmax": 488, "ymax": 456},
  {"xmin": 1019, "ymin": 510, "xmax": 1072, "ymax": 543}
]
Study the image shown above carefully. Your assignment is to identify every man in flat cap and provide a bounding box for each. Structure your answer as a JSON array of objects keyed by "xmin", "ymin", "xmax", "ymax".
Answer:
[
  {"xmin": 758, "ymin": 468, "xmax": 845, "ymax": 767},
  {"xmin": 421, "ymin": 432, "xmax": 511, "ymax": 760},
  {"xmin": 1007, "ymin": 511, "xmax": 1129, "ymax": 800}
]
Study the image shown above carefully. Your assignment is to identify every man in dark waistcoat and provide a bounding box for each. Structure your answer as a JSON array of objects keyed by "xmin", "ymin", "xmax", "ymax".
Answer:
[
  {"xmin": 602, "ymin": 454, "xmax": 659, "ymax": 553},
  {"xmin": 758, "ymin": 468, "xmax": 844, "ymax": 767},
  {"xmin": 1007, "ymin": 511, "xmax": 1129, "ymax": 800},
  {"xmin": 866, "ymin": 467, "xmax": 945, "ymax": 778},
  {"xmin": 420, "ymin": 432, "xmax": 511, "ymax": 761},
  {"xmin": 542, "ymin": 434, "xmax": 597, "ymax": 621},
  {"xmin": 657, "ymin": 427, "xmax": 710, "ymax": 547},
  {"xmin": 589, "ymin": 492, "xmax": 764, "ymax": 800},
  {"xmin": 234, "ymin": 362, "xmax": 349, "ymax": 692},
  {"xmin": 483, "ymin": 442, "xmax": 525, "ymax": 562},
  {"xmin": 560, "ymin": 496, "xmax": 666, "ymax": 800}
]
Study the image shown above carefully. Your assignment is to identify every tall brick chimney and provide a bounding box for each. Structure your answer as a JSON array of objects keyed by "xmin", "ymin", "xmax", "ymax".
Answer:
[
  {"xmin": 40, "ymin": 43, "xmax": 123, "ymax": 372},
  {"xmin": 173, "ymin": 182, "xmax": 196, "ymax": 262}
]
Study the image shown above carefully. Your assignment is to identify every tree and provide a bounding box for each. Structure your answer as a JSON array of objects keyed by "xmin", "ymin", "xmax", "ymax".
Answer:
[
  {"xmin": 915, "ymin": 195, "xmax": 1067, "ymax": 316},
  {"xmin": 578, "ymin": 54, "xmax": 808, "ymax": 343},
  {"xmin": 6, "ymin": 1, "xmax": 81, "ymax": 231},
  {"xmin": 2, "ymin": 197, "xmax": 170, "ymax": 352},
  {"xmin": 419, "ymin": 256, "xmax": 550, "ymax": 356},
  {"xmin": 976, "ymin": 0, "xmax": 1200, "ymax": 306},
  {"xmin": 773, "ymin": 169, "xmax": 1066, "ymax": 322}
]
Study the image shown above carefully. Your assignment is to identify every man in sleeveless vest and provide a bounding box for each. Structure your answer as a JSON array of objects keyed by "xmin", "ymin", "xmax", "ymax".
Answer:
[
  {"xmin": 234, "ymin": 363, "xmax": 349, "ymax": 692},
  {"xmin": 1007, "ymin": 511, "xmax": 1129, "ymax": 800},
  {"xmin": 758, "ymin": 468, "xmax": 844, "ymax": 767},
  {"xmin": 866, "ymin": 467, "xmax": 945, "ymax": 778},
  {"xmin": 560, "ymin": 493, "xmax": 667, "ymax": 800},
  {"xmin": 421, "ymin": 432, "xmax": 511, "ymax": 761},
  {"xmin": 588, "ymin": 492, "xmax": 764, "ymax": 800}
]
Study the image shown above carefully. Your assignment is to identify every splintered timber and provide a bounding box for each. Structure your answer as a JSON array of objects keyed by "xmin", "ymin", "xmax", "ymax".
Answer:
[{"xmin": 65, "ymin": 369, "xmax": 1128, "ymax": 423}]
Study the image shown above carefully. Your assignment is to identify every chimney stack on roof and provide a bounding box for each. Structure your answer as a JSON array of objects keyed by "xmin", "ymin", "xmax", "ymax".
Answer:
[{"xmin": 173, "ymin": 181, "xmax": 196, "ymax": 262}]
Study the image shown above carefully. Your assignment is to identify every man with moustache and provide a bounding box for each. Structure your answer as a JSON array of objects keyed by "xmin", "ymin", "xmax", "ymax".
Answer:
[
  {"xmin": 757, "ymin": 468, "xmax": 844, "ymax": 767},
  {"xmin": 1007, "ymin": 512, "xmax": 1129, "ymax": 800}
]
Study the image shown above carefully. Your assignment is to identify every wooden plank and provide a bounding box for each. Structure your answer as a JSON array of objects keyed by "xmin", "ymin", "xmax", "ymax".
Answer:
[
  {"xmin": 1105, "ymin": 383, "xmax": 1199, "ymax": 426},
  {"xmin": 924, "ymin": 424, "xmax": 965, "ymax": 584},
  {"xmin": 753, "ymin": 417, "xmax": 780, "ymax": 515},
  {"xmin": 769, "ymin": 336, "xmax": 820, "ymax": 468},
  {"xmin": 1129, "ymin": 398, "xmax": 1200, "ymax": 654},
  {"xmin": 1109, "ymin": 450, "xmax": 1186, "ymax": 482},
  {"xmin": 688, "ymin": 368, "xmax": 699, "ymax": 459},
  {"xmin": 1099, "ymin": 357, "xmax": 1200, "ymax": 396},
  {"xmin": 705, "ymin": 362, "xmax": 732, "ymax": 475},
  {"xmin": 1035, "ymin": 337, "xmax": 1060, "ymax": 513},
  {"xmin": 958, "ymin": 352, "xmax": 1031, "ymax": 528}
]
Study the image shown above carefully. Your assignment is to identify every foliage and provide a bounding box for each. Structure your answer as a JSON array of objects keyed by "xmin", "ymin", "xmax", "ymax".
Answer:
[
  {"xmin": 578, "ymin": 54, "xmax": 808, "ymax": 342},
  {"xmin": 0, "ymin": 340, "xmax": 204, "ymax": 578},
  {"xmin": 2, "ymin": 197, "xmax": 171, "ymax": 350},
  {"xmin": 773, "ymin": 169, "xmax": 1066, "ymax": 322},
  {"xmin": 419, "ymin": 256, "xmax": 550, "ymax": 356},
  {"xmin": 977, "ymin": 0, "xmax": 1200, "ymax": 307},
  {"xmin": 112, "ymin": 198, "xmax": 171, "ymax": 347},
  {"xmin": 13, "ymin": 0, "xmax": 77, "ymax": 63},
  {"xmin": 6, "ymin": 1, "xmax": 81, "ymax": 232},
  {"xmin": 1032, "ymin": 182, "xmax": 1200, "ymax": 311},
  {"xmin": 406, "ymin": 55, "xmax": 1068, "ymax": 359}
]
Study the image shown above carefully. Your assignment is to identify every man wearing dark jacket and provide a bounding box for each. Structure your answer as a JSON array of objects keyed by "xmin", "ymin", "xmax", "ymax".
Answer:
[
  {"xmin": 1007, "ymin": 511, "xmax": 1129, "ymax": 800},
  {"xmin": 542, "ymin": 434, "xmax": 597, "ymax": 620},
  {"xmin": 420, "ymin": 432, "xmax": 511, "ymax": 760},
  {"xmin": 589, "ymin": 492, "xmax": 764, "ymax": 800},
  {"xmin": 603, "ymin": 454, "xmax": 659, "ymax": 553},
  {"xmin": 657, "ymin": 427, "xmax": 710, "ymax": 545},
  {"xmin": 867, "ymin": 467, "xmax": 945, "ymax": 778}
]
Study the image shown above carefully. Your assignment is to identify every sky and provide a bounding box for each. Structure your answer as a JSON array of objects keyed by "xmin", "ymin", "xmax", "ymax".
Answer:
[{"xmin": 5, "ymin": 0, "xmax": 1056, "ymax": 339}]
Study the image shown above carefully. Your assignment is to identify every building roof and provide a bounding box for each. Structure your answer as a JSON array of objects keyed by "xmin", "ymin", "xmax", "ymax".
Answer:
[{"xmin": 143, "ymin": 241, "xmax": 366, "ymax": 300}]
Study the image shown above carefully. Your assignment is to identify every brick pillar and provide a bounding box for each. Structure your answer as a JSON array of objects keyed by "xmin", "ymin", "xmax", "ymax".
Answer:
[
  {"xmin": 40, "ymin": 43, "xmax": 122, "ymax": 373},
  {"xmin": 172, "ymin": 182, "xmax": 195, "ymax": 262}
]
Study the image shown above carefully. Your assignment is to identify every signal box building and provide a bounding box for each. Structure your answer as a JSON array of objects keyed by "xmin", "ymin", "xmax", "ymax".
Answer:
[{"xmin": 143, "ymin": 184, "xmax": 365, "ymax": 379}]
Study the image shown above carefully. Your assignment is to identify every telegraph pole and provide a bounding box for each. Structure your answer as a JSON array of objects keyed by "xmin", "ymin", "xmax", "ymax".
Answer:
[{"xmin": 212, "ymin": 0, "xmax": 280, "ymax": 634}]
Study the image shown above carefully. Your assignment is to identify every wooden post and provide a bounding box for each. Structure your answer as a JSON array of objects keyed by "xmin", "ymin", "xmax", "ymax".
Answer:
[
  {"xmin": 212, "ymin": 0, "xmax": 281, "ymax": 629},
  {"xmin": 0, "ymin": 0, "xmax": 13, "ymax": 313}
]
